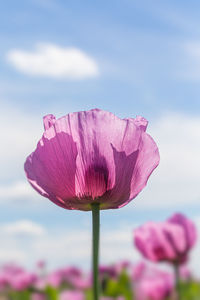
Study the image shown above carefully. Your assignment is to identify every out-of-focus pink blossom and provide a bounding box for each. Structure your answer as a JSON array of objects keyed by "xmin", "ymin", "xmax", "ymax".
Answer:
[
  {"xmin": 0, "ymin": 263, "xmax": 37, "ymax": 291},
  {"xmin": 10, "ymin": 271, "xmax": 37, "ymax": 291},
  {"xmin": 2, "ymin": 263, "xmax": 24, "ymax": 275},
  {"xmin": 101, "ymin": 297, "xmax": 125, "ymax": 300},
  {"xmin": 31, "ymin": 293, "xmax": 46, "ymax": 300},
  {"xmin": 60, "ymin": 290, "xmax": 85, "ymax": 300},
  {"xmin": 47, "ymin": 266, "xmax": 89, "ymax": 289},
  {"xmin": 37, "ymin": 260, "xmax": 46, "ymax": 269},
  {"xmin": 135, "ymin": 274, "xmax": 173, "ymax": 300},
  {"xmin": 114, "ymin": 260, "xmax": 130, "ymax": 275},
  {"xmin": 99, "ymin": 265, "xmax": 117, "ymax": 279},
  {"xmin": 134, "ymin": 213, "xmax": 197, "ymax": 264},
  {"xmin": 0, "ymin": 273, "xmax": 9, "ymax": 291},
  {"xmin": 24, "ymin": 109, "xmax": 159, "ymax": 211},
  {"xmin": 179, "ymin": 264, "xmax": 191, "ymax": 281},
  {"xmin": 133, "ymin": 265, "xmax": 174, "ymax": 300},
  {"xmin": 132, "ymin": 262, "xmax": 146, "ymax": 281}
]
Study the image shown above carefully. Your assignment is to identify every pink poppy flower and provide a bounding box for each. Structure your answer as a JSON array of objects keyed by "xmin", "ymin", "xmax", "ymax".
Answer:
[
  {"xmin": 134, "ymin": 214, "xmax": 197, "ymax": 264},
  {"xmin": 24, "ymin": 109, "xmax": 159, "ymax": 211}
]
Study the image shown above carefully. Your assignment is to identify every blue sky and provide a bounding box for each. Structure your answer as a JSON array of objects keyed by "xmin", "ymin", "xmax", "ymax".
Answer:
[{"xmin": 0, "ymin": 0, "xmax": 200, "ymax": 274}]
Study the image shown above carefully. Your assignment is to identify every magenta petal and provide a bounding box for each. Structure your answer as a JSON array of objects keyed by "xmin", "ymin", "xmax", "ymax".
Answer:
[
  {"xmin": 168, "ymin": 213, "xmax": 197, "ymax": 250},
  {"xmin": 43, "ymin": 114, "xmax": 56, "ymax": 130},
  {"xmin": 128, "ymin": 132, "xmax": 160, "ymax": 203},
  {"xmin": 162, "ymin": 222, "xmax": 187, "ymax": 259},
  {"xmin": 125, "ymin": 115, "xmax": 148, "ymax": 131},
  {"xmin": 24, "ymin": 132, "xmax": 78, "ymax": 209},
  {"xmin": 103, "ymin": 146, "xmax": 139, "ymax": 209}
]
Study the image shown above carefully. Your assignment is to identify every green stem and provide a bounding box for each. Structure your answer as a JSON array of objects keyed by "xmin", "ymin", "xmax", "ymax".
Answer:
[
  {"xmin": 174, "ymin": 263, "xmax": 181, "ymax": 300},
  {"xmin": 92, "ymin": 203, "xmax": 100, "ymax": 300}
]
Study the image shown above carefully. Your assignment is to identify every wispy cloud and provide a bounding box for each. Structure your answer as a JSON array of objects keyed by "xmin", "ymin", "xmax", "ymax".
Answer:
[
  {"xmin": 7, "ymin": 43, "xmax": 99, "ymax": 80},
  {"xmin": 132, "ymin": 113, "xmax": 200, "ymax": 210},
  {"xmin": 0, "ymin": 221, "xmax": 139, "ymax": 269},
  {"xmin": 0, "ymin": 181, "xmax": 35, "ymax": 200},
  {"xmin": 0, "ymin": 218, "xmax": 199, "ymax": 277},
  {"xmin": 0, "ymin": 100, "xmax": 42, "ymax": 181},
  {"xmin": 0, "ymin": 220, "xmax": 46, "ymax": 236}
]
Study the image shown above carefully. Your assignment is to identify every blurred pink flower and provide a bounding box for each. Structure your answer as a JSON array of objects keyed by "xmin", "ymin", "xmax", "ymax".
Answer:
[
  {"xmin": 31, "ymin": 293, "xmax": 46, "ymax": 300},
  {"xmin": 0, "ymin": 263, "xmax": 37, "ymax": 291},
  {"xmin": 10, "ymin": 271, "xmax": 37, "ymax": 291},
  {"xmin": 47, "ymin": 266, "xmax": 89, "ymax": 289},
  {"xmin": 179, "ymin": 264, "xmax": 191, "ymax": 281},
  {"xmin": 135, "ymin": 272, "xmax": 173, "ymax": 300},
  {"xmin": 114, "ymin": 260, "xmax": 130, "ymax": 275},
  {"xmin": 99, "ymin": 265, "xmax": 117, "ymax": 279},
  {"xmin": 134, "ymin": 213, "xmax": 197, "ymax": 264},
  {"xmin": 132, "ymin": 262, "xmax": 146, "ymax": 281},
  {"xmin": 24, "ymin": 109, "xmax": 159, "ymax": 211},
  {"xmin": 133, "ymin": 264, "xmax": 174, "ymax": 300},
  {"xmin": 101, "ymin": 298, "xmax": 125, "ymax": 300},
  {"xmin": 0, "ymin": 273, "xmax": 9, "ymax": 291},
  {"xmin": 37, "ymin": 260, "xmax": 46, "ymax": 269},
  {"xmin": 60, "ymin": 290, "xmax": 85, "ymax": 300}
]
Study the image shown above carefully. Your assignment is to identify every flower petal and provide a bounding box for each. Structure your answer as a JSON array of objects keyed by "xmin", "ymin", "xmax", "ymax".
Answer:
[{"xmin": 24, "ymin": 130, "xmax": 78, "ymax": 209}]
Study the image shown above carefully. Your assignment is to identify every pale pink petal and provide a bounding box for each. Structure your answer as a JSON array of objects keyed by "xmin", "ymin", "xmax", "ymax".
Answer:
[
  {"xmin": 43, "ymin": 114, "xmax": 56, "ymax": 130},
  {"xmin": 168, "ymin": 213, "xmax": 197, "ymax": 249},
  {"xmin": 24, "ymin": 131, "xmax": 78, "ymax": 209}
]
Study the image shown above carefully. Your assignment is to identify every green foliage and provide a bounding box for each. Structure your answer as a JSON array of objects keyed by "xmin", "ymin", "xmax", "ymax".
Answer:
[
  {"xmin": 178, "ymin": 281, "xmax": 200, "ymax": 300},
  {"xmin": 103, "ymin": 271, "xmax": 133, "ymax": 300},
  {"xmin": 8, "ymin": 290, "xmax": 31, "ymax": 300},
  {"xmin": 45, "ymin": 285, "xmax": 59, "ymax": 300},
  {"xmin": 4, "ymin": 278, "xmax": 200, "ymax": 300}
]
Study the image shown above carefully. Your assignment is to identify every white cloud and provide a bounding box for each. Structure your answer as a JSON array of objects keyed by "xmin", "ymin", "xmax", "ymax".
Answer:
[
  {"xmin": 0, "ymin": 101, "xmax": 42, "ymax": 181},
  {"xmin": 7, "ymin": 43, "xmax": 99, "ymax": 79},
  {"xmin": 0, "ymin": 219, "xmax": 199, "ymax": 278},
  {"xmin": 0, "ymin": 181, "xmax": 35, "ymax": 200},
  {"xmin": 0, "ymin": 220, "xmax": 46, "ymax": 236},
  {"xmin": 0, "ymin": 220, "xmax": 139, "ymax": 270},
  {"xmin": 133, "ymin": 113, "xmax": 200, "ymax": 209}
]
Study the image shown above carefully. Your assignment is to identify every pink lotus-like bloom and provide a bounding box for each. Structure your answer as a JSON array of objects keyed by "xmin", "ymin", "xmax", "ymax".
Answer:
[
  {"xmin": 134, "ymin": 213, "xmax": 197, "ymax": 264},
  {"xmin": 24, "ymin": 109, "xmax": 159, "ymax": 211}
]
